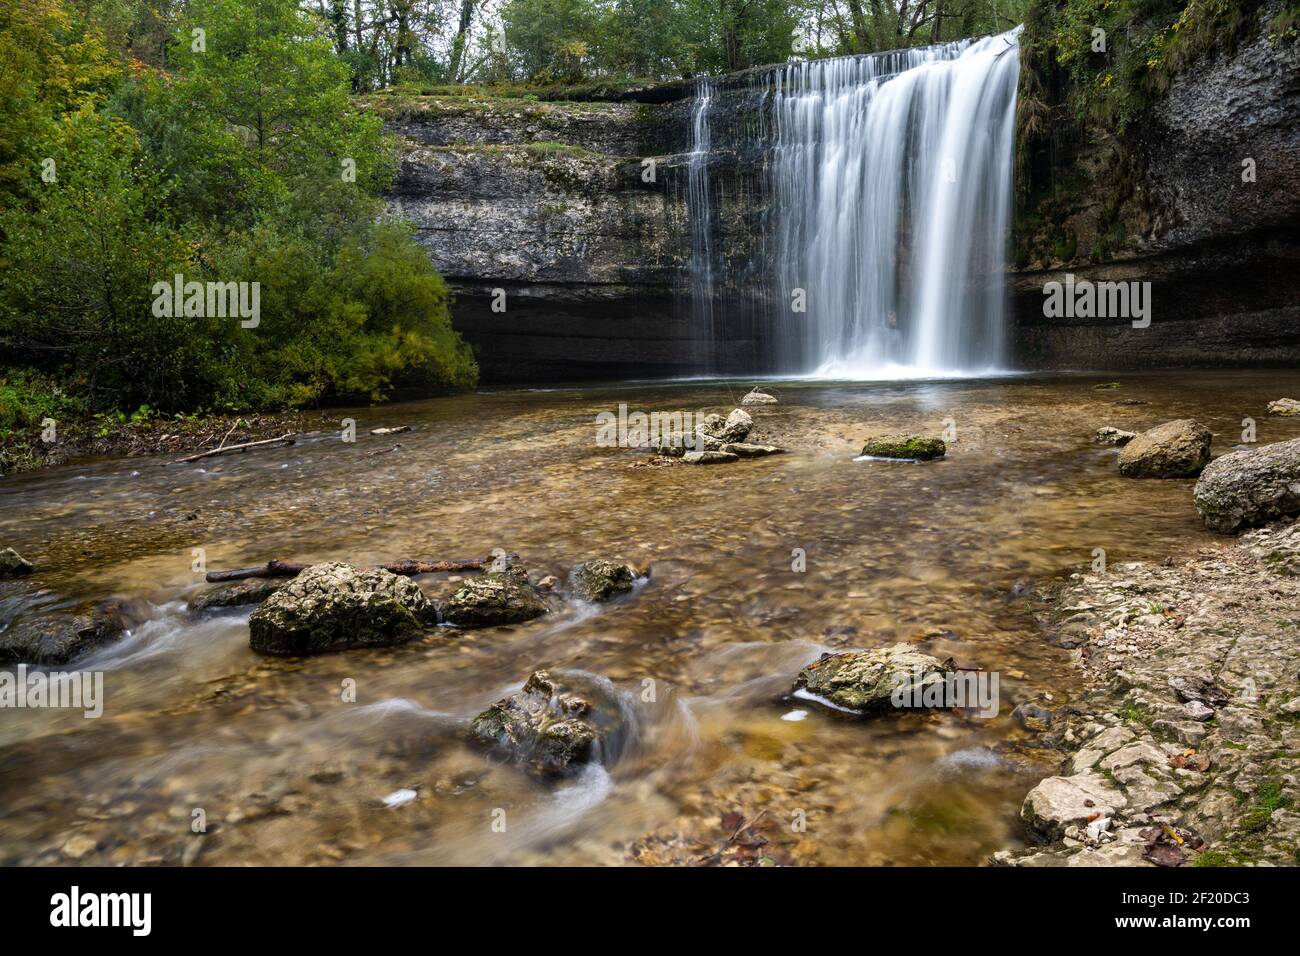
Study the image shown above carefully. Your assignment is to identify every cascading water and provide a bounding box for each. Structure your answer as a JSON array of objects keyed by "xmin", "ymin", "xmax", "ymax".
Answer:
[
  {"xmin": 773, "ymin": 31, "xmax": 1019, "ymax": 377},
  {"xmin": 681, "ymin": 30, "xmax": 1020, "ymax": 378},
  {"xmin": 686, "ymin": 77, "xmax": 717, "ymax": 368}
]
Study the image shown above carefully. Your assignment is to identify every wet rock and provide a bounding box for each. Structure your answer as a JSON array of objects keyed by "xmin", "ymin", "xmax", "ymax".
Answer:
[
  {"xmin": 0, "ymin": 605, "xmax": 127, "ymax": 665},
  {"xmin": 484, "ymin": 549, "xmax": 529, "ymax": 582},
  {"xmin": 859, "ymin": 435, "xmax": 946, "ymax": 461},
  {"xmin": 1192, "ymin": 437, "xmax": 1300, "ymax": 533},
  {"xmin": 1168, "ymin": 674, "xmax": 1230, "ymax": 708},
  {"xmin": 649, "ymin": 433, "xmax": 692, "ymax": 457},
  {"xmin": 697, "ymin": 409, "xmax": 753, "ymax": 447},
  {"xmin": 188, "ymin": 579, "xmax": 283, "ymax": 612},
  {"xmin": 1022, "ymin": 773, "xmax": 1127, "ymax": 841},
  {"xmin": 442, "ymin": 573, "xmax": 548, "ymax": 627},
  {"xmin": 248, "ymin": 562, "xmax": 434, "ymax": 655},
  {"xmin": 569, "ymin": 560, "xmax": 637, "ymax": 603},
  {"xmin": 1116, "ymin": 419, "xmax": 1212, "ymax": 478},
  {"xmin": 1012, "ymin": 701, "xmax": 1055, "ymax": 731},
  {"xmin": 1094, "ymin": 426, "xmax": 1136, "ymax": 446},
  {"xmin": 1267, "ymin": 398, "xmax": 1300, "ymax": 416},
  {"xmin": 0, "ymin": 548, "xmax": 35, "ymax": 579},
  {"xmin": 683, "ymin": 450, "xmax": 738, "ymax": 465},
  {"xmin": 740, "ymin": 388, "xmax": 778, "ymax": 406},
  {"xmin": 469, "ymin": 670, "xmax": 626, "ymax": 776},
  {"xmin": 793, "ymin": 644, "xmax": 954, "ymax": 716},
  {"xmin": 719, "ymin": 442, "xmax": 784, "ymax": 458}
]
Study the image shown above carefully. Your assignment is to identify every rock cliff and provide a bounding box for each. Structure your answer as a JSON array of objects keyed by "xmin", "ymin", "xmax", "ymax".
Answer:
[{"xmin": 377, "ymin": 13, "xmax": 1299, "ymax": 383}]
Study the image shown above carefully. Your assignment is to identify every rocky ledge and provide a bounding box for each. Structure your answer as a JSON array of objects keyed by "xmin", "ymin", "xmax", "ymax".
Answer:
[{"xmin": 997, "ymin": 519, "xmax": 1300, "ymax": 867}]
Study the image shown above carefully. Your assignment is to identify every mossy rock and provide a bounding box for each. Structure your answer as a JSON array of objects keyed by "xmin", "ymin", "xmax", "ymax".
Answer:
[
  {"xmin": 469, "ymin": 670, "xmax": 628, "ymax": 777},
  {"xmin": 569, "ymin": 559, "xmax": 637, "ymax": 603},
  {"xmin": 860, "ymin": 435, "xmax": 947, "ymax": 461},
  {"xmin": 248, "ymin": 562, "xmax": 433, "ymax": 656},
  {"xmin": 793, "ymin": 644, "xmax": 954, "ymax": 715},
  {"xmin": 442, "ymin": 573, "xmax": 548, "ymax": 627}
]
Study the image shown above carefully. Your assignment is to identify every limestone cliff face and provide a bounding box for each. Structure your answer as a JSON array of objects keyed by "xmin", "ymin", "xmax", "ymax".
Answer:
[
  {"xmin": 375, "ymin": 94, "xmax": 695, "ymax": 382},
  {"xmin": 1012, "ymin": 9, "xmax": 1300, "ymax": 369},
  {"xmin": 379, "ymin": 18, "xmax": 1299, "ymax": 383}
]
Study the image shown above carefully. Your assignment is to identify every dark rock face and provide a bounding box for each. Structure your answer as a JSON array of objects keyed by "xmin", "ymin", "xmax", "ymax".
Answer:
[
  {"xmin": 189, "ymin": 579, "xmax": 283, "ymax": 612},
  {"xmin": 469, "ymin": 669, "xmax": 629, "ymax": 776},
  {"xmin": 1013, "ymin": 7, "xmax": 1300, "ymax": 369},
  {"xmin": 1193, "ymin": 436, "xmax": 1300, "ymax": 532},
  {"xmin": 248, "ymin": 562, "xmax": 433, "ymax": 656},
  {"xmin": 0, "ymin": 548, "xmax": 35, "ymax": 580},
  {"xmin": 0, "ymin": 606, "xmax": 126, "ymax": 665},
  {"xmin": 441, "ymin": 573, "xmax": 548, "ymax": 627}
]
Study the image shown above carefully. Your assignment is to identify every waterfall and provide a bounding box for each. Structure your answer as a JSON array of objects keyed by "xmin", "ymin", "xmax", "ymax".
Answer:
[
  {"xmin": 680, "ymin": 30, "xmax": 1020, "ymax": 379},
  {"xmin": 686, "ymin": 77, "xmax": 717, "ymax": 369}
]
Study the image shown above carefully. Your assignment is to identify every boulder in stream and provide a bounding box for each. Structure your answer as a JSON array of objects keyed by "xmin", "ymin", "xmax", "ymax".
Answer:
[
  {"xmin": 569, "ymin": 559, "xmax": 637, "ymax": 603},
  {"xmin": 1116, "ymin": 419, "xmax": 1212, "ymax": 478},
  {"xmin": 859, "ymin": 435, "xmax": 946, "ymax": 461},
  {"xmin": 441, "ymin": 573, "xmax": 548, "ymax": 627},
  {"xmin": 740, "ymin": 388, "xmax": 778, "ymax": 406},
  {"xmin": 793, "ymin": 644, "xmax": 954, "ymax": 716},
  {"xmin": 469, "ymin": 669, "xmax": 627, "ymax": 776},
  {"xmin": 0, "ymin": 548, "xmax": 35, "ymax": 580},
  {"xmin": 1267, "ymin": 398, "xmax": 1300, "ymax": 416},
  {"xmin": 248, "ymin": 562, "xmax": 434, "ymax": 655},
  {"xmin": 1193, "ymin": 436, "xmax": 1300, "ymax": 533},
  {"xmin": 0, "ymin": 605, "xmax": 127, "ymax": 665}
]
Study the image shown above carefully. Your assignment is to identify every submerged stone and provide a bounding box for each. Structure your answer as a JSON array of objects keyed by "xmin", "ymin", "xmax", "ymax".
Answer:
[
  {"xmin": 860, "ymin": 435, "xmax": 946, "ymax": 461},
  {"xmin": 0, "ymin": 605, "xmax": 126, "ymax": 666},
  {"xmin": 683, "ymin": 450, "xmax": 738, "ymax": 464},
  {"xmin": 1094, "ymin": 426, "xmax": 1136, "ymax": 446},
  {"xmin": 189, "ymin": 579, "xmax": 283, "ymax": 612},
  {"xmin": 719, "ymin": 442, "xmax": 783, "ymax": 458},
  {"xmin": 248, "ymin": 562, "xmax": 433, "ymax": 655}
]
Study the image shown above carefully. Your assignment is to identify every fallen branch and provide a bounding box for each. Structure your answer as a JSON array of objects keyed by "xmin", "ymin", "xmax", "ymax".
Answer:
[
  {"xmin": 205, "ymin": 558, "xmax": 485, "ymax": 583},
  {"xmin": 165, "ymin": 432, "xmax": 296, "ymax": 465}
]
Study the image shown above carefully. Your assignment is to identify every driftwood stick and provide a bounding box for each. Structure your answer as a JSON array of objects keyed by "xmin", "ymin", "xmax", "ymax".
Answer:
[
  {"xmin": 165, "ymin": 433, "xmax": 296, "ymax": 465},
  {"xmin": 205, "ymin": 558, "xmax": 485, "ymax": 583}
]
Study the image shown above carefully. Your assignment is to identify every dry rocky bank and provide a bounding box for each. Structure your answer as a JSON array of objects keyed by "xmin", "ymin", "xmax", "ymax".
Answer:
[{"xmin": 1000, "ymin": 518, "xmax": 1300, "ymax": 866}]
